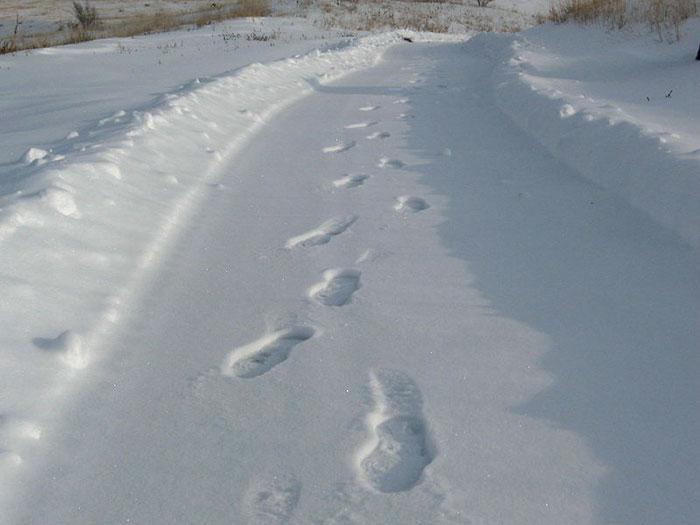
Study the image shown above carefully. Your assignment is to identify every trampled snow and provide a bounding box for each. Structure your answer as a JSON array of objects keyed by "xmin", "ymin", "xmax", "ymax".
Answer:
[{"xmin": 1, "ymin": 10, "xmax": 698, "ymax": 525}]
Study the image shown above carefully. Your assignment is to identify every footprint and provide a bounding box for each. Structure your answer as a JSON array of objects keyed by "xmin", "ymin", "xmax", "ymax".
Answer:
[
  {"xmin": 285, "ymin": 215, "xmax": 357, "ymax": 249},
  {"xmin": 0, "ymin": 416, "xmax": 42, "ymax": 472},
  {"xmin": 0, "ymin": 450, "xmax": 23, "ymax": 468},
  {"xmin": 22, "ymin": 186, "xmax": 81, "ymax": 218},
  {"xmin": 355, "ymin": 248, "xmax": 389, "ymax": 264},
  {"xmin": 0, "ymin": 416, "xmax": 42, "ymax": 442},
  {"xmin": 246, "ymin": 473, "xmax": 301, "ymax": 524},
  {"xmin": 308, "ymin": 268, "xmax": 361, "ymax": 306},
  {"xmin": 560, "ymin": 104, "xmax": 575, "ymax": 118},
  {"xmin": 333, "ymin": 174, "xmax": 369, "ymax": 189},
  {"xmin": 356, "ymin": 369, "xmax": 433, "ymax": 493},
  {"xmin": 344, "ymin": 122, "xmax": 377, "ymax": 129},
  {"xmin": 366, "ymin": 131, "xmax": 390, "ymax": 140},
  {"xmin": 33, "ymin": 330, "xmax": 87, "ymax": 369},
  {"xmin": 378, "ymin": 157, "xmax": 405, "ymax": 169},
  {"xmin": 359, "ymin": 105, "xmax": 380, "ymax": 111},
  {"xmin": 394, "ymin": 196, "xmax": 429, "ymax": 213},
  {"xmin": 222, "ymin": 326, "xmax": 315, "ymax": 379},
  {"xmin": 322, "ymin": 141, "xmax": 356, "ymax": 153}
]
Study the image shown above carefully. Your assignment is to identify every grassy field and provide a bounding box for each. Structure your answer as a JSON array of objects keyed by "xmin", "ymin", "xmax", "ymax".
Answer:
[{"xmin": 0, "ymin": 0, "xmax": 271, "ymax": 52}]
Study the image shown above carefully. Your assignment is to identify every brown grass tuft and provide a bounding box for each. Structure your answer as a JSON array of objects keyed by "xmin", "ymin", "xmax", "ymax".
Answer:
[{"xmin": 548, "ymin": 0, "xmax": 627, "ymax": 28}]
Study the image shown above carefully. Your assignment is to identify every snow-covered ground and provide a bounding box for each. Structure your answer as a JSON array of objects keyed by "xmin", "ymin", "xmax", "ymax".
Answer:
[{"xmin": 1, "ymin": 6, "xmax": 699, "ymax": 525}]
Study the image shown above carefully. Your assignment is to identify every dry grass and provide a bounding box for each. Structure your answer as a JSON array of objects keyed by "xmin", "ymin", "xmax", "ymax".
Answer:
[
  {"xmin": 644, "ymin": 0, "xmax": 698, "ymax": 39},
  {"xmin": 548, "ymin": 0, "xmax": 627, "ymax": 27},
  {"xmin": 0, "ymin": 14, "xmax": 20, "ymax": 53},
  {"xmin": 320, "ymin": 7, "xmax": 450, "ymax": 33},
  {"xmin": 194, "ymin": 0, "xmax": 269, "ymax": 27},
  {"xmin": 315, "ymin": 0, "xmax": 529, "ymax": 34},
  {"xmin": 72, "ymin": 1, "xmax": 100, "ymax": 29},
  {"xmin": 548, "ymin": 0, "xmax": 698, "ymax": 39},
  {"xmin": 0, "ymin": 0, "xmax": 270, "ymax": 54}
]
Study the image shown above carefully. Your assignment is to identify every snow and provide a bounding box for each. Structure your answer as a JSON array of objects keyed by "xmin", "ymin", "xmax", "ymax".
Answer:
[
  {"xmin": 1, "ymin": 7, "xmax": 699, "ymax": 525},
  {"xmin": 0, "ymin": 17, "xmax": 349, "ymax": 167},
  {"xmin": 490, "ymin": 18, "xmax": 700, "ymax": 247}
]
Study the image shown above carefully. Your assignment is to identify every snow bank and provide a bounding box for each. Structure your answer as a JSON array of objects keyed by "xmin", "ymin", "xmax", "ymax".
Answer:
[{"xmin": 479, "ymin": 21, "xmax": 700, "ymax": 248}]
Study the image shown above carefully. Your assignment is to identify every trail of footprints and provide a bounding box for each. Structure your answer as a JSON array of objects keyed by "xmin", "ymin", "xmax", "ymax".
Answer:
[{"xmin": 224, "ymin": 99, "xmax": 434, "ymax": 516}]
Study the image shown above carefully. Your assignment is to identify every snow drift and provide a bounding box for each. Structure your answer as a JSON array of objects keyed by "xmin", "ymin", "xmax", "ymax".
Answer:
[{"xmin": 476, "ymin": 20, "xmax": 700, "ymax": 248}]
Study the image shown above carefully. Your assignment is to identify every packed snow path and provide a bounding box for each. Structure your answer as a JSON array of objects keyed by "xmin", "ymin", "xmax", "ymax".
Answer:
[{"xmin": 6, "ymin": 42, "xmax": 699, "ymax": 524}]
